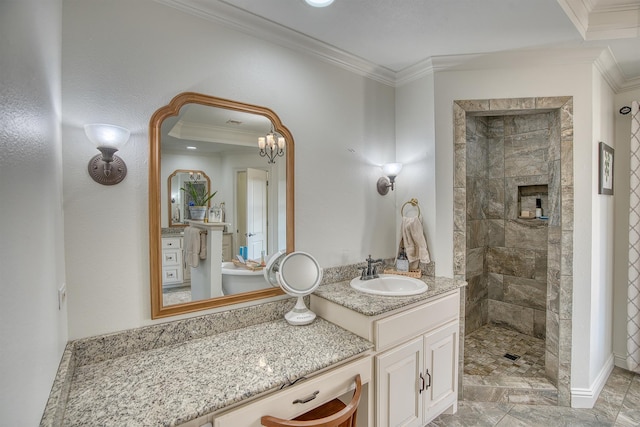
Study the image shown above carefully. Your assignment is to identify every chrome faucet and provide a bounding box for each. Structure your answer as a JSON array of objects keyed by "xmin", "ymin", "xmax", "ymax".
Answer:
[{"xmin": 359, "ymin": 255, "xmax": 383, "ymax": 280}]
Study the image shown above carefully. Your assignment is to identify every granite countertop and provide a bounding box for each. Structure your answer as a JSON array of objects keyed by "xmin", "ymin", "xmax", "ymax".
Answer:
[
  {"xmin": 313, "ymin": 276, "xmax": 466, "ymax": 316},
  {"xmin": 61, "ymin": 318, "xmax": 372, "ymax": 427}
]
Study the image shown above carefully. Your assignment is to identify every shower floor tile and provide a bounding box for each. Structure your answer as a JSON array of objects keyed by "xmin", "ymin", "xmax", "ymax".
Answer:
[{"xmin": 464, "ymin": 324, "xmax": 546, "ymax": 378}]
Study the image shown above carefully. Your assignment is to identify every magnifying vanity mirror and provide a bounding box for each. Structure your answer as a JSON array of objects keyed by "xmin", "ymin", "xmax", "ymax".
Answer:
[
  {"xmin": 149, "ymin": 92, "xmax": 294, "ymax": 319},
  {"xmin": 264, "ymin": 251, "xmax": 323, "ymax": 326}
]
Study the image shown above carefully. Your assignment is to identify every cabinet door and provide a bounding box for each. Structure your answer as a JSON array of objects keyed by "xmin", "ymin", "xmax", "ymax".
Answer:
[
  {"xmin": 376, "ymin": 337, "xmax": 423, "ymax": 427},
  {"xmin": 423, "ymin": 321, "xmax": 458, "ymax": 424}
]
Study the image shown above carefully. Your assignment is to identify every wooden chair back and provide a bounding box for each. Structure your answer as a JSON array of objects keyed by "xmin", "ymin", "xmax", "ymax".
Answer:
[{"xmin": 261, "ymin": 374, "xmax": 362, "ymax": 427}]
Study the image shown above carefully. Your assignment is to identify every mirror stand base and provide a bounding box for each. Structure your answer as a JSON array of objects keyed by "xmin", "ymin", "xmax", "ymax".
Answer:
[{"xmin": 284, "ymin": 296, "xmax": 316, "ymax": 326}]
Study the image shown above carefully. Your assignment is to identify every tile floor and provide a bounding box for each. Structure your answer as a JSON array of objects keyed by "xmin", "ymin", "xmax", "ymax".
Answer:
[
  {"xmin": 429, "ymin": 327, "xmax": 640, "ymax": 427},
  {"xmin": 162, "ymin": 285, "xmax": 191, "ymax": 306}
]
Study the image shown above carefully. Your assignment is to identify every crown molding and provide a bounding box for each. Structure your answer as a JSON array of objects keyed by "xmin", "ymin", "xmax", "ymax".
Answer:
[
  {"xmin": 153, "ymin": 0, "xmax": 396, "ymax": 86},
  {"xmin": 154, "ymin": 0, "xmax": 637, "ymax": 91},
  {"xmin": 556, "ymin": 0, "xmax": 640, "ymax": 40}
]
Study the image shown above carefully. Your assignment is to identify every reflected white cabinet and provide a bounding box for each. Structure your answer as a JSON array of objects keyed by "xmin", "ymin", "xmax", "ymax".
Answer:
[{"xmin": 162, "ymin": 237, "xmax": 183, "ymax": 286}]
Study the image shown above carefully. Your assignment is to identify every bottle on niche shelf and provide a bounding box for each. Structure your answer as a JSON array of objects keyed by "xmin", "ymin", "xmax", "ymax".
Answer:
[{"xmin": 535, "ymin": 197, "xmax": 543, "ymax": 218}]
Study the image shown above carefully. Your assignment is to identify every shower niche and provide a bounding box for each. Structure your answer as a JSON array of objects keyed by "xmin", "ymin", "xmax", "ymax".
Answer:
[{"xmin": 517, "ymin": 184, "xmax": 548, "ymax": 219}]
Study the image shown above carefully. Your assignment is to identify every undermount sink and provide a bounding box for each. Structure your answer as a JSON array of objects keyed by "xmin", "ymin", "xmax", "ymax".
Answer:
[{"xmin": 350, "ymin": 274, "xmax": 428, "ymax": 296}]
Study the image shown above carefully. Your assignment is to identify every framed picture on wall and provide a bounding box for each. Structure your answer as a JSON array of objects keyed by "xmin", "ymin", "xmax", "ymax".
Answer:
[{"xmin": 599, "ymin": 141, "xmax": 614, "ymax": 195}]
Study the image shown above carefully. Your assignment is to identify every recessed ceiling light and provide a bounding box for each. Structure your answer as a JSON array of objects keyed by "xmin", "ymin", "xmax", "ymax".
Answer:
[
  {"xmin": 305, "ymin": 0, "xmax": 334, "ymax": 7},
  {"xmin": 186, "ymin": 146, "xmax": 197, "ymax": 150}
]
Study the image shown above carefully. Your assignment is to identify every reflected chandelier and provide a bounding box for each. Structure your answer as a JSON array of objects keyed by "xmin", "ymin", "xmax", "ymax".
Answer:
[{"xmin": 258, "ymin": 127, "xmax": 285, "ymax": 164}]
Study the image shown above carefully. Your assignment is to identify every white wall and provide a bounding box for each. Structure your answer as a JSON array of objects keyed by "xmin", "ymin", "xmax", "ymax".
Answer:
[
  {"xmin": 61, "ymin": 0, "xmax": 396, "ymax": 339},
  {"xmin": 613, "ymin": 87, "xmax": 640, "ymax": 366},
  {"xmin": 395, "ymin": 53, "xmax": 615, "ymax": 396},
  {"xmin": 0, "ymin": 0, "xmax": 68, "ymax": 425}
]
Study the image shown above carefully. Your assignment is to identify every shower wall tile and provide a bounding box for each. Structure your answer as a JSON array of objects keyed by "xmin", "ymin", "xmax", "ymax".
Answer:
[
  {"xmin": 466, "ymin": 299, "xmax": 488, "ymax": 335},
  {"xmin": 547, "ymin": 267, "xmax": 560, "ymax": 315},
  {"xmin": 536, "ymin": 96, "xmax": 572, "ymax": 109},
  {"xmin": 467, "ymin": 219, "xmax": 486, "ymax": 249},
  {"xmin": 488, "ymin": 299, "xmax": 534, "ymax": 335},
  {"xmin": 546, "ymin": 349, "xmax": 559, "ymax": 387},
  {"xmin": 546, "ymin": 311, "xmax": 559, "ymax": 358},
  {"xmin": 505, "ymin": 220, "xmax": 548, "ymax": 251},
  {"xmin": 504, "ymin": 113, "xmax": 551, "ymax": 136},
  {"xmin": 534, "ymin": 309, "xmax": 547, "ymax": 339},
  {"xmin": 549, "ymin": 159, "xmax": 561, "ymax": 226},
  {"xmin": 466, "ymin": 247, "xmax": 485, "ymax": 278},
  {"xmin": 454, "ymin": 230, "xmax": 466, "ymax": 276},
  {"xmin": 562, "ymin": 186, "xmax": 574, "ymax": 231},
  {"xmin": 490, "ymin": 98, "xmax": 536, "ymax": 111},
  {"xmin": 453, "ymin": 103, "xmax": 467, "ymax": 143},
  {"xmin": 535, "ymin": 250, "xmax": 548, "ymax": 282},
  {"xmin": 455, "ymin": 187, "xmax": 466, "ymax": 232},
  {"xmin": 504, "ymin": 129, "xmax": 550, "ymax": 177},
  {"xmin": 486, "ymin": 219, "xmax": 505, "ymax": 247},
  {"xmin": 466, "ymin": 274, "xmax": 488, "ymax": 306},
  {"xmin": 454, "ymin": 143, "xmax": 466, "ymax": 188},
  {"xmin": 549, "ymin": 111, "xmax": 561, "ymax": 161},
  {"xmin": 487, "ymin": 117, "xmax": 504, "ymax": 138},
  {"xmin": 558, "ymin": 318, "xmax": 573, "ymax": 406},
  {"xmin": 488, "ymin": 272, "xmax": 504, "ymax": 300},
  {"xmin": 456, "ymin": 99, "xmax": 490, "ymax": 112},
  {"xmin": 466, "ymin": 137, "xmax": 485, "ymax": 179},
  {"xmin": 467, "ymin": 178, "xmax": 484, "ymax": 220},
  {"xmin": 560, "ymin": 275, "xmax": 573, "ymax": 320},
  {"xmin": 503, "ymin": 276, "xmax": 547, "ymax": 311},
  {"xmin": 486, "ymin": 247, "xmax": 536, "ymax": 279},
  {"xmin": 561, "ymin": 231, "xmax": 573, "ymax": 273},
  {"xmin": 487, "ymin": 138, "xmax": 505, "ymax": 179},
  {"xmin": 483, "ymin": 178, "xmax": 505, "ymax": 218}
]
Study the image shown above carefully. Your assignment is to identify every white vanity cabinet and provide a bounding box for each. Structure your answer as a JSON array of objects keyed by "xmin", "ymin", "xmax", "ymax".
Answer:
[
  {"xmin": 162, "ymin": 236, "xmax": 183, "ymax": 286},
  {"xmin": 312, "ymin": 288, "xmax": 460, "ymax": 427}
]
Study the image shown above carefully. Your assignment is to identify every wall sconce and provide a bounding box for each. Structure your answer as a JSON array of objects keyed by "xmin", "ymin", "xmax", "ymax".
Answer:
[
  {"xmin": 377, "ymin": 162, "xmax": 403, "ymax": 195},
  {"xmin": 84, "ymin": 124, "xmax": 130, "ymax": 185},
  {"xmin": 258, "ymin": 128, "xmax": 285, "ymax": 164}
]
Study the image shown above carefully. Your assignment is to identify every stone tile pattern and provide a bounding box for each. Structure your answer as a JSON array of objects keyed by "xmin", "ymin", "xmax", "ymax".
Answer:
[
  {"xmin": 465, "ymin": 113, "xmax": 552, "ymax": 339},
  {"xmin": 464, "ymin": 324, "xmax": 545, "ymax": 378},
  {"xmin": 454, "ymin": 97, "xmax": 574, "ymax": 406},
  {"xmin": 61, "ymin": 318, "xmax": 373, "ymax": 427},
  {"xmin": 429, "ymin": 366, "xmax": 640, "ymax": 426}
]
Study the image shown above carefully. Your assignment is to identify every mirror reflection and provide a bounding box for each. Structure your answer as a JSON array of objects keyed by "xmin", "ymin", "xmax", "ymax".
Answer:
[{"xmin": 150, "ymin": 93, "xmax": 294, "ymax": 319}]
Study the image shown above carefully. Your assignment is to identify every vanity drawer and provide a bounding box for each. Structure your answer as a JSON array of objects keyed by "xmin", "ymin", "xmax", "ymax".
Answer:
[
  {"xmin": 162, "ymin": 237, "xmax": 182, "ymax": 249},
  {"xmin": 163, "ymin": 249, "xmax": 181, "ymax": 266},
  {"xmin": 162, "ymin": 267, "xmax": 182, "ymax": 284},
  {"xmin": 375, "ymin": 291, "xmax": 459, "ymax": 351},
  {"xmin": 214, "ymin": 355, "xmax": 371, "ymax": 427}
]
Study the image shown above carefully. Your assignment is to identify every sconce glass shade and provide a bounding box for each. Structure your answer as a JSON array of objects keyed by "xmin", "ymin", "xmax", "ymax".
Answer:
[
  {"xmin": 84, "ymin": 123, "xmax": 130, "ymax": 186},
  {"xmin": 305, "ymin": 0, "xmax": 334, "ymax": 6},
  {"xmin": 377, "ymin": 162, "xmax": 403, "ymax": 195},
  {"xmin": 84, "ymin": 124, "xmax": 130, "ymax": 149},
  {"xmin": 382, "ymin": 162, "xmax": 403, "ymax": 178}
]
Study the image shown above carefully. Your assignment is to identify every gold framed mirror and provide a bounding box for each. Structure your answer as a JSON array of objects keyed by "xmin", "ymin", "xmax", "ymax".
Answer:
[{"xmin": 149, "ymin": 92, "xmax": 294, "ymax": 319}]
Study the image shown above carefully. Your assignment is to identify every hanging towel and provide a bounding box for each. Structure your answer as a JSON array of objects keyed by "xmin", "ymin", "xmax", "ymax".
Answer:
[
  {"xmin": 184, "ymin": 227, "xmax": 201, "ymax": 268},
  {"xmin": 400, "ymin": 216, "xmax": 431, "ymax": 269}
]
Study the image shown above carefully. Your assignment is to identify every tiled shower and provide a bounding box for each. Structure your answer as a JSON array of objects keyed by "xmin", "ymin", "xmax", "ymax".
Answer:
[{"xmin": 457, "ymin": 101, "xmax": 572, "ymax": 404}]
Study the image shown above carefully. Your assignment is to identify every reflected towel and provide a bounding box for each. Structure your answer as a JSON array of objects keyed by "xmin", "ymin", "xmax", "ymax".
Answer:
[
  {"xmin": 184, "ymin": 227, "xmax": 200, "ymax": 268},
  {"xmin": 400, "ymin": 216, "xmax": 431, "ymax": 269}
]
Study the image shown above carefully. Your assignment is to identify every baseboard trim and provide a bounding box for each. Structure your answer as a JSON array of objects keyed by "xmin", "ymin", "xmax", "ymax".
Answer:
[
  {"xmin": 571, "ymin": 354, "xmax": 614, "ymax": 408},
  {"xmin": 614, "ymin": 352, "xmax": 628, "ymax": 369}
]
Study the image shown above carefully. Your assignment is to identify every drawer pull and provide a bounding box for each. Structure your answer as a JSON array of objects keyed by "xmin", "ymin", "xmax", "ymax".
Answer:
[
  {"xmin": 419, "ymin": 373, "xmax": 425, "ymax": 394},
  {"xmin": 293, "ymin": 390, "xmax": 319, "ymax": 404},
  {"xmin": 425, "ymin": 369, "xmax": 431, "ymax": 390}
]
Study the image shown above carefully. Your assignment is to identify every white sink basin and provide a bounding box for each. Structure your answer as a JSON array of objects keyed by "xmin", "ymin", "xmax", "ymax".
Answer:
[{"xmin": 350, "ymin": 274, "xmax": 428, "ymax": 296}]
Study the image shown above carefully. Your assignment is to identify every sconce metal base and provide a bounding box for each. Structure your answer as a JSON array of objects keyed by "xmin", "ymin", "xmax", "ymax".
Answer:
[
  {"xmin": 88, "ymin": 154, "xmax": 127, "ymax": 185},
  {"xmin": 377, "ymin": 176, "xmax": 391, "ymax": 195}
]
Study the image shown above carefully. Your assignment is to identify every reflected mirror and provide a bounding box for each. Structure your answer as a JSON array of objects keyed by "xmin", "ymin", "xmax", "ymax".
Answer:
[{"xmin": 150, "ymin": 92, "xmax": 294, "ymax": 319}]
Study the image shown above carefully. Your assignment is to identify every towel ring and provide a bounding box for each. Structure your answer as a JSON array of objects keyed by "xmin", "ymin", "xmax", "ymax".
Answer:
[{"xmin": 401, "ymin": 198, "xmax": 421, "ymax": 218}]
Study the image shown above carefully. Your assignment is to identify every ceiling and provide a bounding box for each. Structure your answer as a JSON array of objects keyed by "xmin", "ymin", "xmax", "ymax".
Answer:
[{"xmin": 158, "ymin": 0, "xmax": 640, "ymax": 89}]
